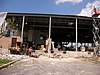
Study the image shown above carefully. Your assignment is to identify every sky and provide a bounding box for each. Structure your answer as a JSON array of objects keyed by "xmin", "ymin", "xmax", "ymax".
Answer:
[{"xmin": 0, "ymin": 0, "xmax": 100, "ymax": 17}]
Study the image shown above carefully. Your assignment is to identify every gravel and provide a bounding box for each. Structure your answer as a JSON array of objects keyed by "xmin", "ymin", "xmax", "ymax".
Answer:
[{"xmin": 0, "ymin": 55, "xmax": 100, "ymax": 75}]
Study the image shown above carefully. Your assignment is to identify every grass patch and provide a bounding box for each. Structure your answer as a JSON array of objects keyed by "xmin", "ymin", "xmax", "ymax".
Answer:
[
  {"xmin": 82, "ymin": 56, "xmax": 100, "ymax": 63},
  {"xmin": 0, "ymin": 59, "xmax": 12, "ymax": 66}
]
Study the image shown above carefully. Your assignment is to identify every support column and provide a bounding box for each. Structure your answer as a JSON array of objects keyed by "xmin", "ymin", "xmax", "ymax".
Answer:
[
  {"xmin": 21, "ymin": 16, "xmax": 25, "ymax": 43},
  {"xmin": 48, "ymin": 16, "xmax": 51, "ymax": 57},
  {"xmin": 49, "ymin": 17, "xmax": 51, "ymax": 39},
  {"xmin": 76, "ymin": 18, "xmax": 78, "ymax": 51}
]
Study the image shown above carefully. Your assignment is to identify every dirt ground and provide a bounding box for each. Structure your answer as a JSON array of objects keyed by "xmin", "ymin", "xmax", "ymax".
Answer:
[{"xmin": 0, "ymin": 55, "xmax": 100, "ymax": 75}]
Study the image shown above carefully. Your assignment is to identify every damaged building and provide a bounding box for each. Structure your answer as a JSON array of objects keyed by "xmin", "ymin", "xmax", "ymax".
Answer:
[{"xmin": 0, "ymin": 12, "xmax": 100, "ymax": 52}]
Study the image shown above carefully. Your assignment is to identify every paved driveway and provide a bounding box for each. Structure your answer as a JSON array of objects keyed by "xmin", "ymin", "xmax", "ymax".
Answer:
[{"xmin": 0, "ymin": 56, "xmax": 100, "ymax": 75}]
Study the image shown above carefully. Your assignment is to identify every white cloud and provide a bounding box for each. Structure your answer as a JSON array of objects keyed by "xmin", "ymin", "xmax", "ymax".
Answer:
[
  {"xmin": 55, "ymin": 0, "xmax": 82, "ymax": 5},
  {"xmin": 78, "ymin": 0, "xmax": 100, "ymax": 17}
]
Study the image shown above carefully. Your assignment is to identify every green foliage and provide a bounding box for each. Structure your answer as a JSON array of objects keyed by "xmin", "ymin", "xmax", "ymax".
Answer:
[
  {"xmin": 6, "ymin": 17, "xmax": 15, "ymax": 29},
  {"xmin": 0, "ymin": 59, "xmax": 12, "ymax": 66}
]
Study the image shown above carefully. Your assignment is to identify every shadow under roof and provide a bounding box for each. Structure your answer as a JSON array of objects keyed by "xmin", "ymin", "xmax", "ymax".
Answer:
[{"xmin": 6, "ymin": 12, "xmax": 100, "ymax": 43}]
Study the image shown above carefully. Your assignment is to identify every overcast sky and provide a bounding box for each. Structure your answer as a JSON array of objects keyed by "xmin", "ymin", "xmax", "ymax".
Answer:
[{"xmin": 0, "ymin": 0, "xmax": 100, "ymax": 17}]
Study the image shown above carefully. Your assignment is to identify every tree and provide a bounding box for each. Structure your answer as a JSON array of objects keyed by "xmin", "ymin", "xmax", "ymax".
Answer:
[{"xmin": 6, "ymin": 17, "xmax": 16, "ymax": 29}]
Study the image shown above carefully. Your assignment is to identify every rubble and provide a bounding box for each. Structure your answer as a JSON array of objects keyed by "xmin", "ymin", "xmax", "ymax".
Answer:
[
  {"xmin": 0, "ymin": 48, "xmax": 95, "ymax": 64},
  {"xmin": 0, "ymin": 54, "xmax": 29, "ymax": 60}
]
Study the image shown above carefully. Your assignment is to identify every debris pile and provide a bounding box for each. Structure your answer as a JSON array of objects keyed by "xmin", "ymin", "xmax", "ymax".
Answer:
[{"xmin": 0, "ymin": 54, "xmax": 28, "ymax": 60}]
